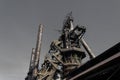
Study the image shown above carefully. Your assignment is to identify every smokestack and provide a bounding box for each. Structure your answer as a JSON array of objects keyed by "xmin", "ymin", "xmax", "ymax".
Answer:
[
  {"xmin": 29, "ymin": 48, "xmax": 35, "ymax": 71},
  {"xmin": 25, "ymin": 25, "xmax": 43, "ymax": 80},
  {"xmin": 34, "ymin": 24, "xmax": 43, "ymax": 68}
]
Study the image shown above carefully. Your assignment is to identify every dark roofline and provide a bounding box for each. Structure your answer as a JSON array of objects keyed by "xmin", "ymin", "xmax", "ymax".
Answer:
[{"xmin": 67, "ymin": 42, "xmax": 120, "ymax": 79}]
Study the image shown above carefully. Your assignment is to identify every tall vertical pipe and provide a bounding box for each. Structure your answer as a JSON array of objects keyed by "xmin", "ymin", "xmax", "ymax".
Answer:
[
  {"xmin": 34, "ymin": 24, "xmax": 43, "ymax": 68},
  {"xmin": 29, "ymin": 48, "xmax": 35, "ymax": 71},
  {"xmin": 25, "ymin": 25, "xmax": 43, "ymax": 80}
]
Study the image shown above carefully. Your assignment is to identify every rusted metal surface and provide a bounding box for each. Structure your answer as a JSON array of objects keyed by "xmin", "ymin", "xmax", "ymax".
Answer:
[
  {"xmin": 29, "ymin": 48, "xmax": 35, "ymax": 71},
  {"xmin": 25, "ymin": 13, "xmax": 96, "ymax": 80},
  {"xmin": 37, "ymin": 13, "xmax": 88, "ymax": 80},
  {"xmin": 25, "ymin": 24, "xmax": 43, "ymax": 80},
  {"xmin": 34, "ymin": 24, "xmax": 43, "ymax": 68},
  {"xmin": 80, "ymin": 38, "xmax": 95, "ymax": 59}
]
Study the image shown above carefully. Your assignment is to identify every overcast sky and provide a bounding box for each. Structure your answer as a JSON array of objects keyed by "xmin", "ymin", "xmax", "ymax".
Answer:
[{"xmin": 0, "ymin": 0, "xmax": 120, "ymax": 80}]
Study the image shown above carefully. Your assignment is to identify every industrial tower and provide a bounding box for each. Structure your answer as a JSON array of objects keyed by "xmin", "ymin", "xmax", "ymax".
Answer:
[{"xmin": 25, "ymin": 13, "xmax": 95, "ymax": 80}]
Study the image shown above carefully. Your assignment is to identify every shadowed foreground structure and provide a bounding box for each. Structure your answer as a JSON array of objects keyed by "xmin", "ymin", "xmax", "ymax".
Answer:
[
  {"xmin": 25, "ymin": 13, "xmax": 120, "ymax": 80},
  {"xmin": 68, "ymin": 42, "xmax": 120, "ymax": 80}
]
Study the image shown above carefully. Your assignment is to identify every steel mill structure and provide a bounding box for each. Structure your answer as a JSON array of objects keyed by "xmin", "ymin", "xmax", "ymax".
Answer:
[{"xmin": 25, "ymin": 13, "xmax": 120, "ymax": 80}]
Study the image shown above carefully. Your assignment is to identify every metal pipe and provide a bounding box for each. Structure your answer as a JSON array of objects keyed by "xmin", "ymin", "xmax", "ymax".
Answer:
[
  {"xmin": 70, "ymin": 21, "xmax": 74, "ymax": 30},
  {"xmin": 29, "ymin": 48, "xmax": 35, "ymax": 71},
  {"xmin": 34, "ymin": 24, "xmax": 43, "ymax": 68},
  {"xmin": 80, "ymin": 38, "xmax": 95, "ymax": 59},
  {"xmin": 25, "ymin": 25, "xmax": 43, "ymax": 80}
]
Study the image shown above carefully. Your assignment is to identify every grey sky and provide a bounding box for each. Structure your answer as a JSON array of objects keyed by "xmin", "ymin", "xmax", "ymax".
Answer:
[{"xmin": 0, "ymin": 0, "xmax": 120, "ymax": 80}]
